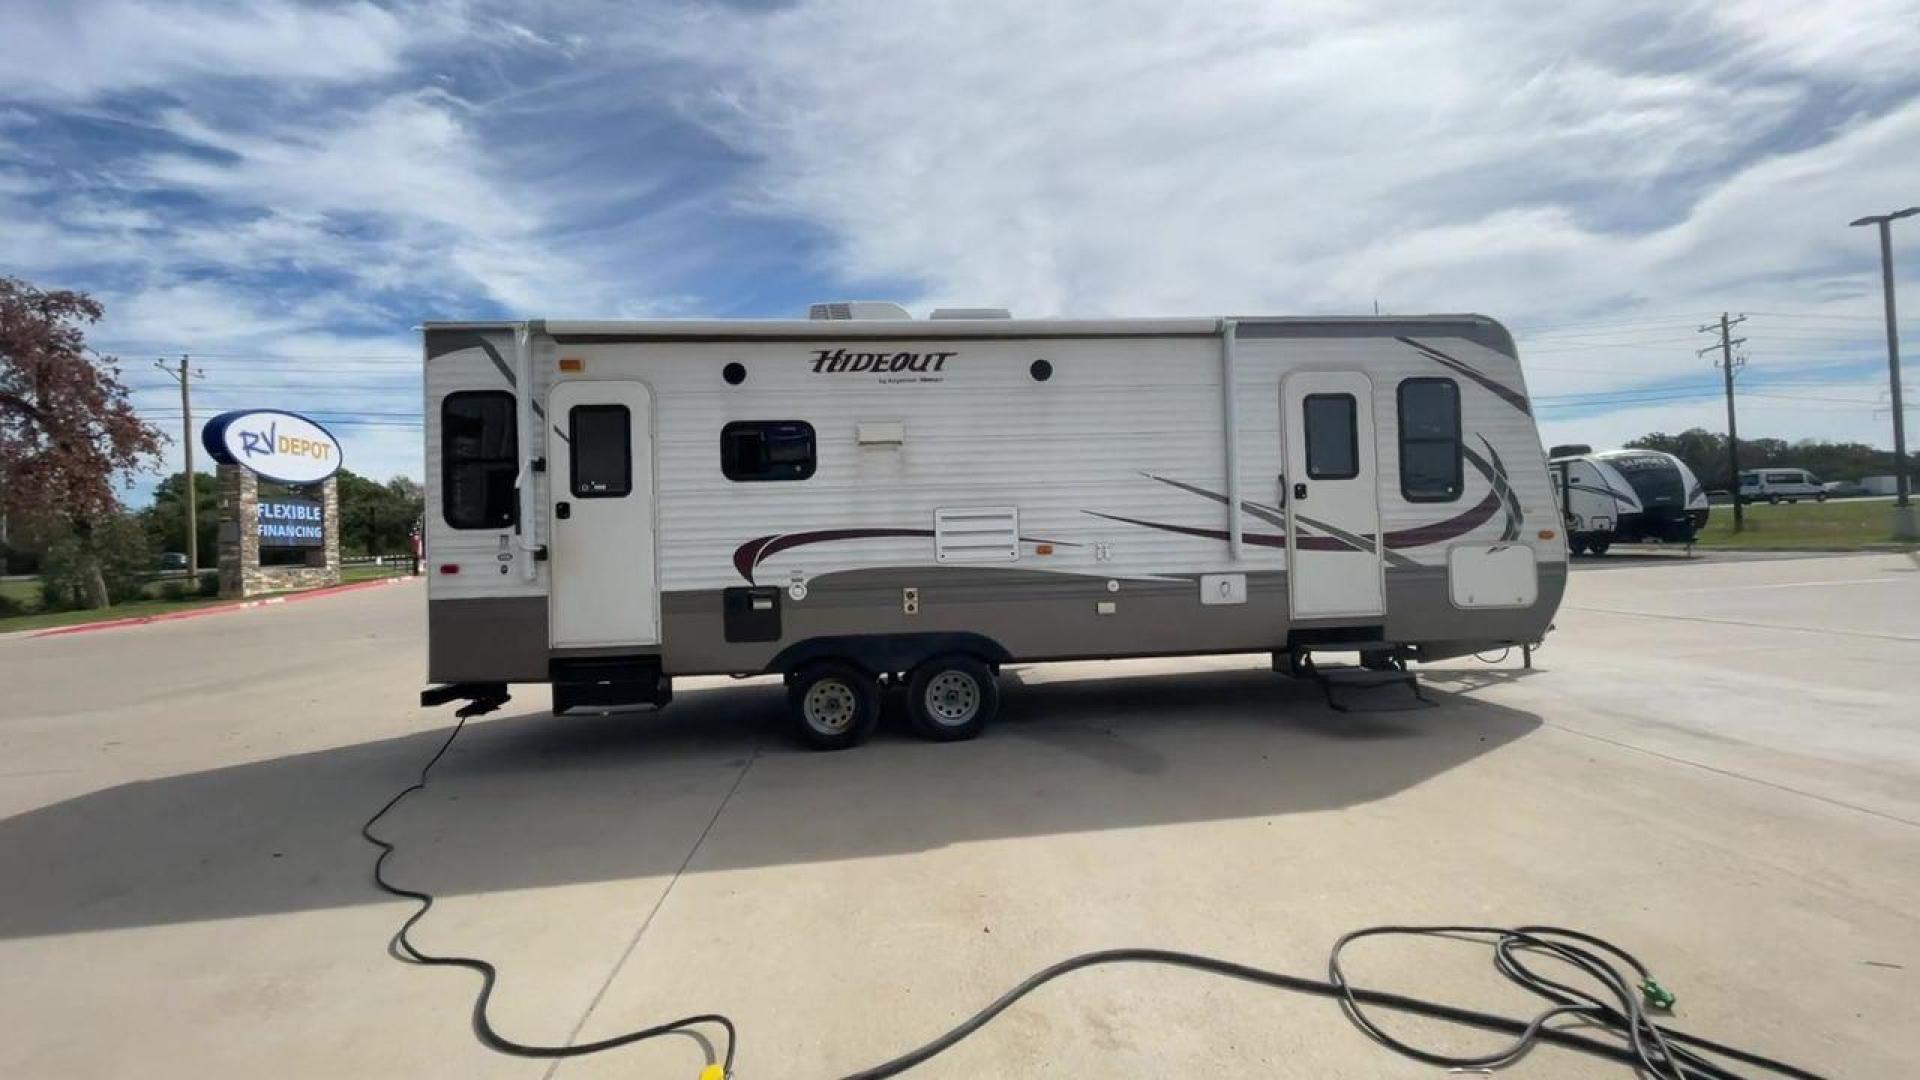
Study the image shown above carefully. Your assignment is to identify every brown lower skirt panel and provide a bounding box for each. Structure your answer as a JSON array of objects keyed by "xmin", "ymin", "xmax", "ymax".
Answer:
[{"xmin": 427, "ymin": 563, "xmax": 1566, "ymax": 683}]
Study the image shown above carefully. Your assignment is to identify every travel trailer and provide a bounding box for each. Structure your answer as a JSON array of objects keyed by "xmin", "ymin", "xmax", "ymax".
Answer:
[
  {"xmin": 420, "ymin": 307, "xmax": 1566, "ymax": 748},
  {"xmin": 1548, "ymin": 446, "xmax": 1710, "ymax": 555}
]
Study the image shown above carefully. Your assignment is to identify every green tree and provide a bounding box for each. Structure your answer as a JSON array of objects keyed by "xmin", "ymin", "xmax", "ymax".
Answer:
[
  {"xmin": 40, "ymin": 513, "xmax": 151, "ymax": 609},
  {"xmin": 142, "ymin": 471, "xmax": 218, "ymax": 566},
  {"xmin": 336, "ymin": 470, "xmax": 422, "ymax": 555}
]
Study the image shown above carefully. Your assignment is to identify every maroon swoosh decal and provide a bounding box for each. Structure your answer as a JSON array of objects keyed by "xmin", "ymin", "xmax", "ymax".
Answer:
[
  {"xmin": 1382, "ymin": 489, "xmax": 1501, "ymax": 548},
  {"xmin": 734, "ymin": 528, "xmax": 934, "ymax": 583},
  {"xmin": 1399, "ymin": 336, "xmax": 1532, "ymax": 416},
  {"xmin": 733, "ymin": 527, "xmax": 1078, "ymax": 582}
]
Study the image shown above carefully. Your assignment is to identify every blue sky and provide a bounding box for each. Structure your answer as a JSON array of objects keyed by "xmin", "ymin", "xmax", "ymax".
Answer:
[{"xmin": 2, "ymin": 0, "xmax": 1917, "ymax": 501}]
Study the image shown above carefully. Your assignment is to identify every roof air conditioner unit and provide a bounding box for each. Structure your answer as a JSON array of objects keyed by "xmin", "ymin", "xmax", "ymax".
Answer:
[{"xmin": 807, "ymin": 301, "xmax": 912, "ymax": 320}]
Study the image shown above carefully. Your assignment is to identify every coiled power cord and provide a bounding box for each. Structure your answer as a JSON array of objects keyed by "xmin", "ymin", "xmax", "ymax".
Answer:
[{"xmin": 365, "ymin": 716, "xmax": 1823, "ymax": 1080}]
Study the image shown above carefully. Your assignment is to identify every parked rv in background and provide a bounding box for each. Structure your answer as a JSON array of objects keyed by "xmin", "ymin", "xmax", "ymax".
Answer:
[
  {"xmin": 1549, "ymin": 445, "xmax": 1710, "ymax": 555},
  {"xmin": 420, "ymin": 307, "xmax": 1566, "ymax": 748}
]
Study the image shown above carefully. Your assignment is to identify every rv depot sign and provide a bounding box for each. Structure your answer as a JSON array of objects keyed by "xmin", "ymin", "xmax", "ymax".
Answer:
[
  {"xmin": 201, "ymin": 409, "xmax": 345, "ymax": 598},
  {"xmin": 201, "ymin": 409, "xmax": 343, "ymax": 485}
]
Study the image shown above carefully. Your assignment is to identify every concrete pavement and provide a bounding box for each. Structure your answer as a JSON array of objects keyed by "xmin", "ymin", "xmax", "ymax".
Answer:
[{"xmin": 1, "ymin": 555, "xmax": 1915, "ymax": 1077}]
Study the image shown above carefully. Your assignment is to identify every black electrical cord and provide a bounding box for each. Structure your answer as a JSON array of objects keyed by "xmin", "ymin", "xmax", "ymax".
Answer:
[
  {"xmin": 367, "ymin": 717, "xmax": 1822, "ymax": 1080},
  {"xmin": 841, "ymin": 930, "xmax": 1823, "ymax": 1080},
  {"xmin": 362, "ymin": 713, "xmax": 738, "ymax": 1075}
]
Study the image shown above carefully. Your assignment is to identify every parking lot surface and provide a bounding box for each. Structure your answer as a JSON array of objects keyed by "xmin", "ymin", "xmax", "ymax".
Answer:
[{"xmin": 1, "ymin": 552, "xmax": 1915, "ymax": 1077}]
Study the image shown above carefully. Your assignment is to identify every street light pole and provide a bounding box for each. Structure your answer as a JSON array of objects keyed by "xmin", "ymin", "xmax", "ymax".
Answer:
[{"xmin": 1850, "ymin": 207, "xmax": 1918, "ymax": 541}]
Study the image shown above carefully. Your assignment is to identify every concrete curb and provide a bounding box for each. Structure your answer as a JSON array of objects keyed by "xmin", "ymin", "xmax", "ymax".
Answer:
[{"xmin": 25, "ymin": 576, "xmax": 416, "ymax": 640}]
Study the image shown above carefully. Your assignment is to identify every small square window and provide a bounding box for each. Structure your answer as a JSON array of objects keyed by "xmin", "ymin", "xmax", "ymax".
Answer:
[
  {"xmin": 569, "ymin": 404, "xmax": 631, "ymax": 498},
  {"xmin": 721, "ymin": 421, "xmax": 816, "ymax": 481},
  {"xmin": 1303, "ymin": 393, "xmax": 1359, "ymax": 480}
]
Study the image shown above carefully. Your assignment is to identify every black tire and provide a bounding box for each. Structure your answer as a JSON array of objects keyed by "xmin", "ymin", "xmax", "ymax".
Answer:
[
  {"xmin": 1768, "ymin": 494, "xmax": 1781, "ymax": 504},
  {"xmin": 787, "ymin": 661, "xmax": 880, "ymax": 751},
  {"xmin": 1816, "ymin": 492, "xmax": 1828, "ymax": 502},
  {"xmin": 1568, "ymin": 538, "xmax": 1588, "ymax": 556},
  {"xmin": 906, "ymin": 653, "xmax": 998, "ymax": 742},
  {"xmin": 1588, "ymin": 539, "xmax": 1611, "ymax": 556}
]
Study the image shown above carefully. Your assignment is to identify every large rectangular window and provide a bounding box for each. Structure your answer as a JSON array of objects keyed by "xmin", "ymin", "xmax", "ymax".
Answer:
[
  {"xmin": 1398, "ymin": 378, "xmax": 1462, "ymax": 502},
  {"xmin": 721, "ymin": 421, "xmax": 816, "ymax": 481},
  {"xmin": 1303, "ymin": 393, "xmax": 1359, "ymax": 480},
  {"xmin": 569, "ymin": 404, "xmax": 632, "ymax": 497},
  {"xmin": 442, "ymin": 391, "xmax": 518, "ymax": 529}
]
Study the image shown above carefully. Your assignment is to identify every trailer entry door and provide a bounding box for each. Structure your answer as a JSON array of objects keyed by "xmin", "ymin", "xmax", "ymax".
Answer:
[
  {"xmin": 1281, "ymin": 372, "xmax": 1384, "ymax": 619},
  {"xmin": 548, "ymin": 381, "xmax": 658, "ymax": 648}
]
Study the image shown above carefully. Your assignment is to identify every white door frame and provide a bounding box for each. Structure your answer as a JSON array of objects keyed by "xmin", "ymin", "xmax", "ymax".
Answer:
[
  {"xmin": 1281, "ymin": 370, "xmax": 1385, "ymax": 620},
  {"xmin": 547, "ymin": 379, "xmax": 661, "ymax": 648}
]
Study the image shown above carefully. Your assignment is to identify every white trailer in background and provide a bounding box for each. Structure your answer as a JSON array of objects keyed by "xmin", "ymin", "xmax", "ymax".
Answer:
[
  {"xmin": 420, "ymin": 306, "xmax": 1566, "ymax": 747},
  {"xmin": 1549, "ymin": 446, "xmax": 1710, "ymax": 556}
]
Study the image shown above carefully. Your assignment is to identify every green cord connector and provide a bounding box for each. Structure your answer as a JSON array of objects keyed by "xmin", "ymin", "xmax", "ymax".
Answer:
[{"xmin": 1640, "ymin": 977, "xmax": 1676, "ymax": 1010}]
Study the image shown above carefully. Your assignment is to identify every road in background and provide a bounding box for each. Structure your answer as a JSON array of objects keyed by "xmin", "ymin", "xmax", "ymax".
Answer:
[{"xmin": 1, "ymin": 555, "xmax": 1915, "ymax": 1077}]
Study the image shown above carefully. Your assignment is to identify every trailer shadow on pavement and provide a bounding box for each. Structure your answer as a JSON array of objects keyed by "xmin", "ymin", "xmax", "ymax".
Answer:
[{"xmin": 0, "ymin": 664, "xmax": 1541, "ymax": 941}]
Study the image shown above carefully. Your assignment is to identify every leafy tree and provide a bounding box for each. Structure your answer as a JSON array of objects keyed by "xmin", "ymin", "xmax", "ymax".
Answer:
[
  {"xmin": 39, "ymin": 513, "xmax": 151, "ymax": 610},
  {"xmin": 142, "ymin": 470, "xmax": 219, "ymax": 565},
  {"xmin": 336, "ymin": 469, "xmax": 424, "ymax": 555},
  {"xmin": 0, "ymin": 277, "xmax": 164, "ymax": 607},
  {"xmin": 1624, "ymin": 427, "xmax": 1914, "ymax": 489}
]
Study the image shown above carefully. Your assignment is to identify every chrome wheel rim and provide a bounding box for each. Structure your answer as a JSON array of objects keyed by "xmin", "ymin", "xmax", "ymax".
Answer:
[
  {"xmin": 923, "ymin": 670, "xmax": 980, "ymax": 726},
  {"xmin": 803, "ymin": 679, "xmax": 857, "ymax": 734}
]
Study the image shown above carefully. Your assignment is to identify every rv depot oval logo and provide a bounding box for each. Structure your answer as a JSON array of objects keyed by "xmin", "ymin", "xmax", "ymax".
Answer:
[{"xmin": 201, "ymin": 409, "xmax": 344, "ymax": 485}]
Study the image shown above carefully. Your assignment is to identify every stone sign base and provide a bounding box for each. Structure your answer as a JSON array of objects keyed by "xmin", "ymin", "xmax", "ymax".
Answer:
[{"xmin": 218, "ymin": 464, "xmax": 341, "ymax": 599}]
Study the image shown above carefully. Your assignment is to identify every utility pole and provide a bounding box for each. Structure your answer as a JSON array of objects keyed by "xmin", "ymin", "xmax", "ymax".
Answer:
[
  {"xmin": 1699, "ymin": 314, "xmax": 1748, "ymax": 531},
  {"xmin": 153, "ymin": 356, "xmax": 206, "ymax": 576},
  {"xmin": 1850, "ymin": 207, "xmax": 1917, "ymax": 540}
]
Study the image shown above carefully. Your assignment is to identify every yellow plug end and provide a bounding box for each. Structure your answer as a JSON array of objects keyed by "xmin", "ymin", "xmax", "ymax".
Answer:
[{"xmin": 698, "ymin": 1066, "xmax": 725, "ymax": 1080}]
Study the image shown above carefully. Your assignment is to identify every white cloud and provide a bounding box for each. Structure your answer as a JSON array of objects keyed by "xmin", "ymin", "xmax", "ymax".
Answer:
[{"xmin": 0, "ymin": 0, "xmax": 421, "ymax": 102}]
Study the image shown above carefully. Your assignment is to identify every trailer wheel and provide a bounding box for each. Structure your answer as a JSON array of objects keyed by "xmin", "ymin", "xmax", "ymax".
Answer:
[
  {"xmin": 1569, "ymin": 538, "xmax": 1589, "ymax": 556},
  {"xmin": 907, "ymin": 654, "xmax": 998, "ymax": 742},
  {"xmin": 788, "ymin": 662, "xmax": 880, "ymax": 750},
  {"xmin": 1587, "ymin": 539, "xmax": 1611, "ymax": 556},
  {"xmin": 1768, "ymin": 494, "xmax": 1782, "ymax": 504}
]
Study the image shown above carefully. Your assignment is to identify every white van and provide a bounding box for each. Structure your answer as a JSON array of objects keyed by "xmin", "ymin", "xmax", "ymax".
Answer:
[{"xmin": 1739, "ymin": 469, "xmax": 1826, "ymax": 504}]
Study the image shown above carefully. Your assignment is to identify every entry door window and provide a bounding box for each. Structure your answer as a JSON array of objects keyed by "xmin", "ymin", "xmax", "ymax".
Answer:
[
  {"xmin": 1303, "ymin": 393, "xmax": 1359, "ymax": 479},
  {"xmin": 569, "ymin": 404, "xmax": 631, "ymax": 498}
]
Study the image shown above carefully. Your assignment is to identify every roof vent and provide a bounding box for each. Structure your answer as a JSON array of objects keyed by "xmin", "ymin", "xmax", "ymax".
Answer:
[
  {"xmin": 929, "ymin": 307, "xmax": 1012, "ymax": 319},
  {"xmin": 807, "ymin": 300, "xmax": 912, "ymax": 320}
]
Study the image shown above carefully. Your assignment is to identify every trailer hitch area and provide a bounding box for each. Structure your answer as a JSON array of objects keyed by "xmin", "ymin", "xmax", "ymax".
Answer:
[{"xmin": 420, "ymin": 682, "xmax": 510, "ymax": 718}]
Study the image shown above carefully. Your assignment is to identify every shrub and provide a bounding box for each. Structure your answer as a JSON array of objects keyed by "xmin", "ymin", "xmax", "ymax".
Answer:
[
  {"xmin": 156, "ymin": 579, "xmax": 195, "ymax": 601},
  {"xmin": 38, "ymin": 516, "xmax": 153, "ymax": 609}
]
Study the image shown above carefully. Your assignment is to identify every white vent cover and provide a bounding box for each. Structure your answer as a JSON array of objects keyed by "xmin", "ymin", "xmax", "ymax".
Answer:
[
  {"xmin": 807, "ymin": 300, "xmax": 912, "ymax": 320},
  {"xmin": 934, "ymin": 506, "xmax": 1020, "ymax": 563}
]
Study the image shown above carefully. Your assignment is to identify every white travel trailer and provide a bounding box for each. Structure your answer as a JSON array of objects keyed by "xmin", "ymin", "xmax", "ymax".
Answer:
[
  {"xmin": 1548, "ymin": 446, "xmax": 1710, "ymax": 555},
  {"xmin": 420, "ymin": 307, "xmax": 1566, "ymax": 748}
]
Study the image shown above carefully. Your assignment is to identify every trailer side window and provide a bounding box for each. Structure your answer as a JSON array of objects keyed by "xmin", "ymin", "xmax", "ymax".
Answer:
[
  {"xmin": 1303, "ymin": 394, "xmax": 1359, "ymax": 480},
  {"xmin": 721, "ymin": 421, "xmax": 816, "ymax": 481},
  {"xmin": 1398, "ymin": 378, "xmax": 1462, "ymax": 502},
  {"xmin": 442, "ymin": 391, "xmax": 518, "ymax": 529},
  {"xmin": 569, "ymin": 404, "xmax": 632, "ymax": 498}
]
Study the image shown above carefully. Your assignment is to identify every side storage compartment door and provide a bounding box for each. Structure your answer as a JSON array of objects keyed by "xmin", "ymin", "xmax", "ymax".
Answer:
[
  {"xmin": 548, "ymin": 381, "xmax": 658, "ymax": 648},
  {"xmin": 1281, "ymin": 371, "xmax": 1385, "ymax": 619}
]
